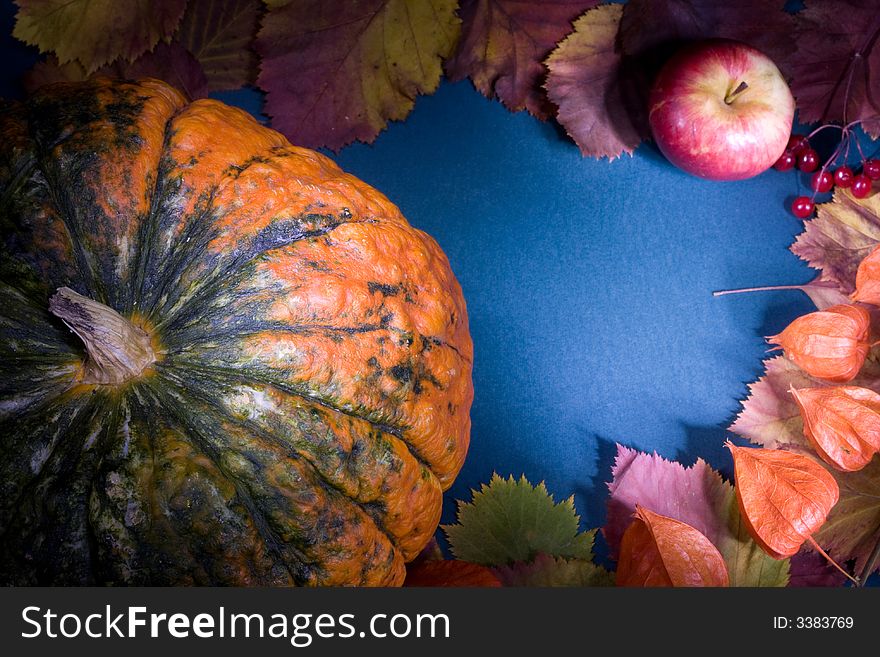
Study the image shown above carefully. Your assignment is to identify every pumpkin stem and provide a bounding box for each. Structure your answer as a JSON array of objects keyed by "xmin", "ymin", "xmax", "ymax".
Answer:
[{"xmin": 49, "ymin": 287, "xmax": 156, "ymax": 385}]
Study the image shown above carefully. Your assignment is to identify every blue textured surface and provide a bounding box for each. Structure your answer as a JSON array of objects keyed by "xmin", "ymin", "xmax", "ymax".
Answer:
[{"xmin": 2, "ymin": 3, "xmax": 864, "ymax": 554}]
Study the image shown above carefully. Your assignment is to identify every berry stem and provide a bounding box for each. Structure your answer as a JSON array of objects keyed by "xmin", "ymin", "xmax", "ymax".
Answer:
[{"xmin": 713, "ymin": 284, "xmax": 812, "ymax": 297}]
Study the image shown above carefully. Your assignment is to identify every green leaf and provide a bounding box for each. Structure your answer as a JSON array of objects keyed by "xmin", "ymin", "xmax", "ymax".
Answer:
[
  {"xmin": 443, "ymin": 474, "xmax": 595, "ymax": 565},
  {"xmin": 493, "ymin": 553, "xmax": 614, "ymax": 586},
  {"xmin": 13, "ymin": 0, "xmax": 188, "ymax": 73}
]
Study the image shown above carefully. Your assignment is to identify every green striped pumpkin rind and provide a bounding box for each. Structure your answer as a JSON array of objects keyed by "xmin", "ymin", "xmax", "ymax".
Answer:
[{"xmin": 0, "ymin": 78, "xmax": 473, "ymax": 586}]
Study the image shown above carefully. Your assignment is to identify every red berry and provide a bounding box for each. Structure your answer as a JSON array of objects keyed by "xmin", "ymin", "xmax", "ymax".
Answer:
[
  {"xmin": 852, "ymin": 174, "xmax": 872, "ymax": 198},
  {"xmin": 798, "ymin": 148, "xmax": 820, "ymax": 172},
  {"xmin": 811, "ymin": 170, "xmax": 834, "ymax": 193},
  {"xmin": 774, "ymin": 151, "xmax": 796, "ymax": 171},
  {"xmin": 834, "ymin": 166, "xmax": 854, "ymax": 188},
  {"xmin": 863, "ymin": 159, "xmax": 880, "ymax": 180},
  {"xmin": 787, "ymin": 134, "xmax": 810, "ymax": 154},
  {"xmin": 791, "ymin": 196, "xmax": 815, "ymax": 219}
]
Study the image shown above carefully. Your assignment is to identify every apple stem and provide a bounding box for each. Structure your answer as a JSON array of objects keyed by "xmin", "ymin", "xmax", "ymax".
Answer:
[{"xmin": 724, "ymin": 81, "xmax": 749, "ymax": 105}]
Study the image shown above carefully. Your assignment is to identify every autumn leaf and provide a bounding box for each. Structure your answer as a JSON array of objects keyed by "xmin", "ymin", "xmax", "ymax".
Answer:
[
  {"xmin": 404, "ymin": 560, "xmax": 502, "ymax": 587},
  {"xmin": 814, "ymin": 456, "xmax": 880, "ymax": 576},
  {"xmin": 618, "ymin": 0, "xmax": 796, "ymax": 65},
  {"xmin": 23, "ymin": 44, "xmax": 209, "ymax": 101},
  {"xmin": 13, "ymin": 0, "xmax": 187, "ymax": 73},
  {"xmin": 788, "ymin": 550, "xmax": 847, "ymax": 587},
  {"xmin": 616, "ymin": 506, "xmax": 729, "ymax": 587},
  {"xmin": 492, "ymin": 552, "xmax": 614, "ymax": 587},
  {"xmin": 731, "ymin": 356, "xmax": 821, "ymax": 450},
  {"xmin": 545, "ymin": 4, "xmax": 643, "ymax": 160},
  {"xmin": 727, "ymin": 442, "xmax": 839, "ymax": 560},
  {"xmin": 791, "ymin": 191, "xmax": 880, "ymax": 296},
  {"xmin": 256, "ymin": 0, "xmax": 460, "ymax": 150},
  {"xmin": 605, "ymin": 445, "xmax": 789, "ymax": 586},
  {"xmin": 443, "ymin": 474, "xmax": 596, "ymax": 565},
  {"xmin": 175, "ymin": 0, "xmax": 262, "ymax": 91},
  {"xmin": 446, "ymin": 0, "xmax": 601, "ymax": 119},
  {"xmin": 782, "ymin": 0, "xmax": 880, "ymax": 139}
]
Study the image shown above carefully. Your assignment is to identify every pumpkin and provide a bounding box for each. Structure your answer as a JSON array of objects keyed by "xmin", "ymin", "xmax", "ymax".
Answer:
[{"xmin": 0, "ymin": 78, "xmax": 473, "ymax": 586}]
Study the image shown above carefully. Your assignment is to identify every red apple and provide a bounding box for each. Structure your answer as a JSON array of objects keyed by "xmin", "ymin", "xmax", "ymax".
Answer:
[{"xmin": 648, "ymin": 39, "xmax": 795, "ymax": 181}]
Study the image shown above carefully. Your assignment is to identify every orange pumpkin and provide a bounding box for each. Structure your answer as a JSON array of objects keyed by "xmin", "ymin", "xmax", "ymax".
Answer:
[{"xmin": 0, "ymin": 78, "xmax": 473, "ymax": 585}]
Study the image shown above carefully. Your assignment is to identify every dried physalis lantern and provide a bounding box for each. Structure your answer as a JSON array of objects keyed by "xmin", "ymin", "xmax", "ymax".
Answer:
[
  {"xmin": 616, "ymin": 505, "xmax": 729, "ymax": 587},
  {"xmin": 790, "ymin": 386, "xmax": 880, "ymax": 472},
  {"xmin": 767, "ymin": 304, "xmax": 870, "ymax": 382},
  {"xmin": 852, "ymin": 244, "xmax": 880, "ymax": 306},
  {"xmin": 726, "ymin": 442, "xmax": 838, "ymax": 559}
]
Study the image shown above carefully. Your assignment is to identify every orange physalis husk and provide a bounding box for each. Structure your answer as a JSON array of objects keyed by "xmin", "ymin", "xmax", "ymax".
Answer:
[
  {"xmin": 790, "ymin": 385, "xmax": 880, "ymax": 472},
  {"xmin": 615, "ymin": 505, "xmax": 729, "ymax": 587},
  {"xmin": 726, "ymin": 441, "xmax": 838, "ymax": 560},
  {"xmin": 852, "ymin": 243, "xmax": 880, "ymax": 306},
  {"xmin": 767, "ymin": 304, "xmax": 870, "ymax": 382}
]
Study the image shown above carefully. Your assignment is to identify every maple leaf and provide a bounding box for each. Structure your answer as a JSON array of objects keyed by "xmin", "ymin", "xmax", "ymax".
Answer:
[
  {"xmin": 445, "ymin": 0, "xmax": 601, "ymax": 119},
  {"xmin": 255, "ymin": 0, "xmax": 460, "ymax": 151},
  {"xmin": 732, "ymin": 355, "xmax": 880, "ymax": 575},
  {"xmin": 13, "ymin": 0, "xmax": 187, "ymax": 73},
  {"xmin": 791, "ymin": 191, "xmax": 880, "ymax": 295},
  {"xmin": 782, "ymin": 0, "xmax": 880, "ymax": 138},
  {"xmin": 544, "ymin": 4, "xmax": 643, "ymax": 160},
  {"xmin": 492, "ymin": 552, "xmax": 613, "ymax": 587},
  {"xmin": 604, "ymin": 445, "xmax": 789, "ymax": 586},
  {"xmin": 443, "ymin": 474, "xmax": 596, "ymax": 565},
  {"xmin": 175, "ymin": 0, "xmax": 262, "ymax": 91}
]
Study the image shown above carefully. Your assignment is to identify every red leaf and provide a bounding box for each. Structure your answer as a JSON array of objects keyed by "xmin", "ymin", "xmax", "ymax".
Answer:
[
  {"xmin": 256, "ymin": 0, "xmax": 460, "ymax": 150},
  {"xmin": 404, "ymin": 560, "xmax": 502, "ymax": 587},
  {"xmin": 114, "ymin": 42, "xmax": 209, "ymax": 101},
  {"xmin": 445, "ymin": 0, "xmax": 601, "ymax": 119},
  {"xmin": 767, "ymin": 304, "xmax": 871, "ymax": 382},
  {"xmin": 544, "ymin": 4, "xmax": 643, "ymax": 160},
  {"xmin": 616, "ymin": 506, "xmax": 729, "ymax": 587},
  {"xmin": 175, "ymin": 0, "xmax": 262, "ymax": 92},
  {"xmin": 782, "ymin": 0, "xmax": 880, "ymax": 138},
  {"xmin": 791, "ymin": 385, "xmax": 880, "ymax": 471},
  {"xmin": 727, "ymin": 442, "xmax": 839, "ymax": 560}
]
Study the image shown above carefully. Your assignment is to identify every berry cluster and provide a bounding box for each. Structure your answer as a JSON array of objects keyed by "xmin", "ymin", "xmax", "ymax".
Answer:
[{"xmin": 774, "ymin": 128, "xmax": 879, "ymax": 218}]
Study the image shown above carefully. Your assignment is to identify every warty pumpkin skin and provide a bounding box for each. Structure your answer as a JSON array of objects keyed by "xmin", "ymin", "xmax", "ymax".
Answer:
[{"xmin": 0, "ymin": 78, "xmax": 473, "ymax": 586}]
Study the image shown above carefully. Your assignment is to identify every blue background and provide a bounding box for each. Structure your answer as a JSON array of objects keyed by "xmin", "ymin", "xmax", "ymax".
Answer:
[{"xmin": 5, "ymin": 3, "xmax": 869, "ymax": 559}]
